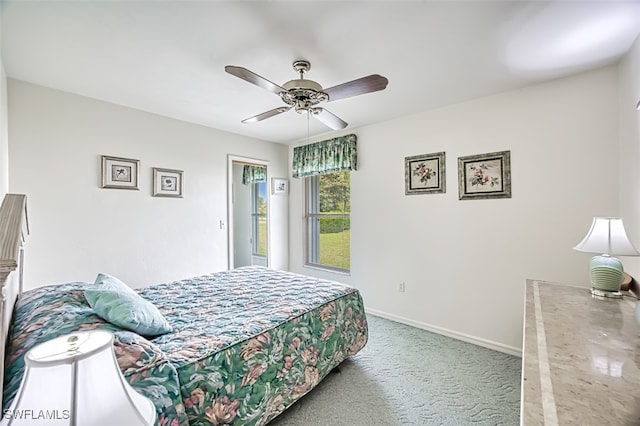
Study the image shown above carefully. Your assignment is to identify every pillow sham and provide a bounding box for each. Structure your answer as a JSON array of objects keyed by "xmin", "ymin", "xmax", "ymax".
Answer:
[{"xmin": 85, "ymin": 273, "xmax": 172, "ymax": 337}]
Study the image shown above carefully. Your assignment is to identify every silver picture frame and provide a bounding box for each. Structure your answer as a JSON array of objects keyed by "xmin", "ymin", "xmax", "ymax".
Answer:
[
  {"xmin": 458, "ymin": 150, "xmax": 511, "ymax": 200},
  {"xmin": 101, "ymin": 155, "xmax": 140, "ymax": 190},
  {"xmin": 404, "ymin": 152, "xmax": 446, "ymax": 195},
  {"xmin": 153, "ymin": 167, "xmax": 184, "ymax": 198}
]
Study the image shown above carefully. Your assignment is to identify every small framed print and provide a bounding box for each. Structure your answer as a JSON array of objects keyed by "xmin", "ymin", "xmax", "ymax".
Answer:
[
  {"xmin": 153, "ymin": 167, "xmax": 183, "ymax": 198},
  {"xmin": 272, "ymin": 178, "xmax": 288, "ymax": 195},
  {"xmin": 458, "ymin": 150, "xmax": 511, "ymax": 200},
  {"xmin": 101, "ymin": 155, "xmax": 139, "ymax": 190},
  {"xmin": 405, "ymin": 152, "xmax": 446, "ymax": 195}
]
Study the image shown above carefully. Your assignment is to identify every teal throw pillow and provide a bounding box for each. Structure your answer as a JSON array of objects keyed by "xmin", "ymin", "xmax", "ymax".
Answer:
[
  {"xmin": 85, "ymin": 274, "xmax": 172, "ymax": 337},
  {"xmin": 92, "ymin": 272, "xmax": 137, "ymax": 295}
]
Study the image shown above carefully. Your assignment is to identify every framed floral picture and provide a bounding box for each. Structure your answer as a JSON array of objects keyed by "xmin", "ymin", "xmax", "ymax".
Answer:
[
  {"xmin": 101, "ymin": 155, "xmax": 140, "ymax": 190},
  {"xmin": 404, "ymin": 152, "xmax": 446, "ymax": 195},
  {"xmin": 152, "ymin": 167, "xmax": 184, "ymax": 198},
  {"xmin": 457, "ymin": 150, "xmax": 511, "ymax": 200}
]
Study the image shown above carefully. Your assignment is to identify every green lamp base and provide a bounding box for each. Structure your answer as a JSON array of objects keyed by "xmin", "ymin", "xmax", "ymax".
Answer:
[{"xmin": 589, "ymin": 254, "xmax": 624, "ymax": 294}]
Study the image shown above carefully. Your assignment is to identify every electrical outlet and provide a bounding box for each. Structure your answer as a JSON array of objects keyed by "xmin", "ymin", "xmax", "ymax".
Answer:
[{"xmin": 399, "ymin": 282, "xmax": 405, "ymax": 293}]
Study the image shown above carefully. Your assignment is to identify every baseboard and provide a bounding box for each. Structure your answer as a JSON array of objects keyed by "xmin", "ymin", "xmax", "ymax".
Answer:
[{"xmin": 365, "ymin": 307, "xmax": 522, "ymax": 357}]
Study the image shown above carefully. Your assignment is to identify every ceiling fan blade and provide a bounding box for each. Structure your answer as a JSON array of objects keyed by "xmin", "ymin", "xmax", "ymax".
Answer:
[
  {"xmin": 324, "ymin": 74, "xmax": 389, "ymax": 102},
  {"xmin": 241, "ymin": 106, "xmax": 292, "ymax": 124},
  {"xmin": 312, "ymin": 108, "xmax": 348, "ymax": 130},
  {"xmin": 225, "ymin": 65, "xmax": 286, "ymax": 95}
]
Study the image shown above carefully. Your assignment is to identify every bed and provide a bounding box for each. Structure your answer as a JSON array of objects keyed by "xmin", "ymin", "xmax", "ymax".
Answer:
[{"xmin": 0, "ymin": 194, "xmax": 368, "ymax": 425}]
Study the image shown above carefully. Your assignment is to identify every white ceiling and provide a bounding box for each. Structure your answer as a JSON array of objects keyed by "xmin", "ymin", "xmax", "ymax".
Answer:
[{"xmin": 2, "ymin": 1, "xmax": 639, "ymax": 145}]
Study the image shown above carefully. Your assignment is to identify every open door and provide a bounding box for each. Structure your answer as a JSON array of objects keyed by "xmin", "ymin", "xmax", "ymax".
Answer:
[{"xmin": 228, "ymin": 156, "xmax": 269, "ymax": 269}]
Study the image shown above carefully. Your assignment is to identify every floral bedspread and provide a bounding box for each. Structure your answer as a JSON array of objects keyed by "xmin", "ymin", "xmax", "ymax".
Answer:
[
  {"xmin": 3, "ymin": 267, "xmax": 368, "ymax": 426},
  {"xmin": 141, "ymin": 266, "xmax": 368, "ymax": 425},
  {"xmin": 2, "ymin": 282, "xmax": 188, "ymax": 426}
]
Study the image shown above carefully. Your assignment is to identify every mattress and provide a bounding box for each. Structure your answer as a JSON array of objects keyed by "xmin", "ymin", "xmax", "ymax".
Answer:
[{"xmin": 141, "ymin": 266, "xmax": 368, "ymax": 425}]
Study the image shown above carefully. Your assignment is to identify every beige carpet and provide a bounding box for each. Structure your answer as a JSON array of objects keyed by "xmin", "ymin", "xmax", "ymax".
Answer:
[{"xmin": 270, "ymin": 314, "xmax": 521, "ymax": 426}]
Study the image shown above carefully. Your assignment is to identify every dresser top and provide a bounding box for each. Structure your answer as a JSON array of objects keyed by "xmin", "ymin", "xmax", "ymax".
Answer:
[{"xmin": 522, "ymin": 280, "xmax": 640, "ymax": 425}]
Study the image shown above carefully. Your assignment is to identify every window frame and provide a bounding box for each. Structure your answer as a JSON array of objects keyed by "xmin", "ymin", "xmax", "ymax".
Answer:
[{"xmin": 304, "ymin": 173, "xmax": 351, "ymax": 274}]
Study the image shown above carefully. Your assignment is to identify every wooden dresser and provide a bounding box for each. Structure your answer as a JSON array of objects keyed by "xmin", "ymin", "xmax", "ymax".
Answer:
[{"xmin": 521, "ymin": 279, "xmax": 640, "ymax": 425}]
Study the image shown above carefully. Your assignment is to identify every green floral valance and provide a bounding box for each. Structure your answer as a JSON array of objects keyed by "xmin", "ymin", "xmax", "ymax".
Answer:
[
  {"xmin": 242, "ymin": 165, "xmax": 266, "ymax": 185},
  {"xmin": 292, "ymin": 134, "xmax": 357, "ymax": 178}
]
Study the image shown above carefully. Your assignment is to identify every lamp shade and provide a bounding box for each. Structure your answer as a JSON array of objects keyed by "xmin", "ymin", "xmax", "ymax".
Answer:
[
  {"xmin": 573, "ymin": 217, "xmax": 640, "ymax": 256},
  {"xmin": 0, "ymin": 330, "xmax": 156, "ymax": 426}
]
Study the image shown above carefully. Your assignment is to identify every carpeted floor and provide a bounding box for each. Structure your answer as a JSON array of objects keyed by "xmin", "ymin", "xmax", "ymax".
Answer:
[{"xmin": 271, "ymin": 314, "xmax": 521, "ymax": 426}]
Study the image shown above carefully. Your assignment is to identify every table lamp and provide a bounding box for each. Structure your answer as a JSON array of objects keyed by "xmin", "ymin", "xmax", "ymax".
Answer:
[
  {"xmin": 0, "ymin": 330, "xmax": 156, "ymax": 425},
  {"xmin": 573, "ymin": 217, "xmax": 640, "ymax": 297}
]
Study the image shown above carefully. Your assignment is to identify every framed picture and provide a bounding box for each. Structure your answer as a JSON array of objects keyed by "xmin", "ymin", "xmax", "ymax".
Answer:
[
  {"xmin": 458, "ymin": 150, "xmax": 511, "ymax": 200},
  {"xmin": 272, "ymin": 177, "xmax": 288, "ymax": 195},
  {"xmin": 153, "ymin": 167, "xmax": 183, "ymax": 198},
  {"xmin": 404, "ymin": 152, "xmax": 446, "ymax": 195},
  {"xmin": 101, "ymin": 155, "xmax": 139, "ymax": 190}
]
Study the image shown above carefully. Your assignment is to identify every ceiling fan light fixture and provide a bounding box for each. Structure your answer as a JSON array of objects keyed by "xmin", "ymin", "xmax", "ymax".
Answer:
[
  {"xmin": 280, "ymin": 88, "xmax": 329, "ymax": 108},
  {"xmin": 282, "ymin": 78, "xmax": 323, "ymax": 92},
  {"xmin": 225, "ymin": 59, "xmax": 388, "ymax": 130},
  {"xmin": 294, "ymin": 103, "xmax": 325, "ymax": 115}
]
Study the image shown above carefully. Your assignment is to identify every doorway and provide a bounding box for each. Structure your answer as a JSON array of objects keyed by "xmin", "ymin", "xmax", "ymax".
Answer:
[{"xmin": 228, "ymin": 156, "xmax": 270, "ymax": 269}]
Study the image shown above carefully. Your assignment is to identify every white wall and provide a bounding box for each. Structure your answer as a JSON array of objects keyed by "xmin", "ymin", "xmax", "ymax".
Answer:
[
  {"xmin": 289, "ymin": 66, "xmax": 620, "ymax": 354},
  {"xmin": 8, "ymin": 79, "xmax": 289, "ymax": 289},
  {"xmin": 0, "ymin": 8, "xmax": 8, "ymax": 199},
  {"xmin": 0, "ymin": 68, "xmax": 7, "ymax": 199},
  {"xmin": 617, "ymin": 35, "xmax": 640, "ymax": 279}
]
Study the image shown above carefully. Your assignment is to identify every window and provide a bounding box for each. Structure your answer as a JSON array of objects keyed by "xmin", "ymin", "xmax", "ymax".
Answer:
[
  {"xmin": 305, "ymin": 171, "xmax": 350, "ymax": 272},
  {"xmin": 251, "ymin": 181, "xmax": 267, "ymax": 257}
]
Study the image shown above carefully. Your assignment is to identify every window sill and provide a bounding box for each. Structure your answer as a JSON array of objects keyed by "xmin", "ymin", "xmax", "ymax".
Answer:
[{"xmin": 303, "ymin": 264, "xmax": 351, "ymax": 277}]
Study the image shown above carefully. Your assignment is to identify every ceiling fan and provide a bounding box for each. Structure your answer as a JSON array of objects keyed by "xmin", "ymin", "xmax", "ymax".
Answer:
[{"xmin": 225, "ymin": 60, "xmax": 389, "ymax": 130}]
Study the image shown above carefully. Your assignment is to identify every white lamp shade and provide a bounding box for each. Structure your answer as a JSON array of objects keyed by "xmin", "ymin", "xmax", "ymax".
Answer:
[
  {"xmin": 1, "ymin": 330, "xmax": 156, "ymax": 426},
  {"xmin": 573, "ymin": 217, "xmax": 640, "ymax": 256}
]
